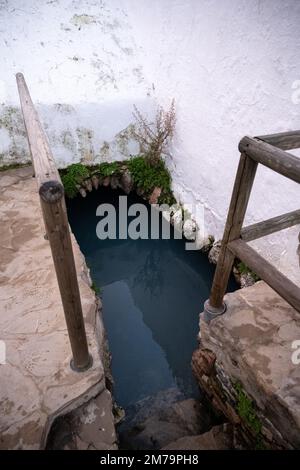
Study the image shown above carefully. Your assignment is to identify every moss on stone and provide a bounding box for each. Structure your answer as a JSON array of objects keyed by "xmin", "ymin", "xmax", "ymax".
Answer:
[
  {"xmin": 234, "ymin": 382, "xmax": 265, "ymax": 449},
  {"xmin": 0, "ymin": 106, "xmax": 26, "ymax": 137},
  {"xmin": 127, "ymin": 156, "xmax": 175, "ymax": 204},
  {"xmin": 0, "ymin": 162, "xmax": 31, "ymax": 172},
  {"xmin": 94, "ymin": 161, "xmax": 119, "ymax": 178},
  {"xmin": 60, "ymin": 163, "xmax": 90, "ymax": 198},
  {"xmin": 91, "ymin": 281, "xmax": 101, "ymax": 295},
  {"xmin": 236, "ymin": 261, "xmax": 260, "ymax": 282},
  {"xmin": 60, "ymin": 156, "xmax": 175, "ymax": 205}
]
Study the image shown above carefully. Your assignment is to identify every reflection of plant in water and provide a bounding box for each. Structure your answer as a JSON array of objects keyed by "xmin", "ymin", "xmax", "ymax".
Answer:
[{"xmin": 132, "ymin": 248, "xmax": 163, "ymax": 296}]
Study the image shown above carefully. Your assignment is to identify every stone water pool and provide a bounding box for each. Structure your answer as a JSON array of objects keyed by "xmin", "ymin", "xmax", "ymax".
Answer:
[{"xmin": 67, "ymin": 187, "xmax": 237, "ymax": 411}]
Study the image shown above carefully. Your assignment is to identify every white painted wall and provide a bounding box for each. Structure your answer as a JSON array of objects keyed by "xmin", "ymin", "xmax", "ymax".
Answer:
[
  {"xmin": 0, "ymin": 0, "xmax": 299, "ymax": 282},
  {"xmin": 0, "ymin": 0, "xmax": 154, "ymax": 167},
  {"xmin": 124, "ymin": 0, "xmax": 300, "ymax": 283}
]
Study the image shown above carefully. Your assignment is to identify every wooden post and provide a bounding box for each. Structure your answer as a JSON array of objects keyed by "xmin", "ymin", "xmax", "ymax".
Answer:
[
  {"xmin": 16, "ymin": 73, "xmax": 92, "ymax": 372},
  {"xmin": 204, "ymin": 153, "xmax": 257, "ymax": 319}
]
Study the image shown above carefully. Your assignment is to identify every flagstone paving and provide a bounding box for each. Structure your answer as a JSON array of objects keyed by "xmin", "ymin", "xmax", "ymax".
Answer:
[{"xmin": 0, "ymin": 166, "xmax": 115, "ymax": 449}]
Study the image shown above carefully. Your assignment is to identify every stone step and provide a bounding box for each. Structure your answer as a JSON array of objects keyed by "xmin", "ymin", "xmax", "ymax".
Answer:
[
  {"xmin": 163, "ymin": 424, "xmax": 233, "ymax": 450},
  {"xmin": 118, "ymin": 394, "xmax": 215, "ymax": 450}
]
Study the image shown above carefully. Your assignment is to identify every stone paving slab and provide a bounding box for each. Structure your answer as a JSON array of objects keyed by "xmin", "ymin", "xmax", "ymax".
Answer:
[
  {"xmin": 200, "ymin": 281, "xmax": 300, "ymax": 448},
  {"xmin": 47, "ymin": 389, "xmax": 117, "ymax": 450},
  {"xmin": 0, "ymin": 167, "xmax": 108, "ymax": 449}
]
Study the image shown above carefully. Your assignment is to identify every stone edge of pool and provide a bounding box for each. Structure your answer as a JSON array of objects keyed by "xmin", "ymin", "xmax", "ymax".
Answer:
[{"xmin": 0, "ymin": 166, "xmax": 116, "ymax": 449}]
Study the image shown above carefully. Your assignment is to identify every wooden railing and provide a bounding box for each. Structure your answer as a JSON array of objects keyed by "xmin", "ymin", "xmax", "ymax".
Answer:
[
  {"xmin": 16, "ymin": 73, "xmax": 92, "ymax": 372},
  {"xmin": 205, "ymin": 131, "xmax": 300, "ymax": 319}
]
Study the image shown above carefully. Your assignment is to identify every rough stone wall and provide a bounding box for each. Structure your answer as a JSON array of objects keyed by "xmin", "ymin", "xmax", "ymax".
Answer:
[{"xmin": 192, "ymin": 282, "xmax": 300, "ymax": 450}]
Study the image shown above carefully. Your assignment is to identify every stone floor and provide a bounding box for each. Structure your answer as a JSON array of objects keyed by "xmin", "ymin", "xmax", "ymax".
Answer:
[
  {"xmin": 196, "ymin": 281, "xmax": 300, "ymax": 448},
  {"xmin": 0, "ymin": 166, "xmax": 115, "ymax": 449}
]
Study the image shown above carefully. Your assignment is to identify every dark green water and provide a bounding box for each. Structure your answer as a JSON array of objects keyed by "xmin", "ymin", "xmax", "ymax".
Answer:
[{"xmin": 67, "ymin": 187, "xmax": 237, "ymax": 410}]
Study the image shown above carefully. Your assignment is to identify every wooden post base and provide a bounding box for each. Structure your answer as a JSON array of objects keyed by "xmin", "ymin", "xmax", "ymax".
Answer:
[{"xmin": 203, "ymin": 299, "xmax": 227, "ymax": 324}]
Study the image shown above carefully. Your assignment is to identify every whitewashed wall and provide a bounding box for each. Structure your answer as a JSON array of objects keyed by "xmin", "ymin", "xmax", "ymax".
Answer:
[
  {"xmin": 0, "ymin": 0, "xmax": 154, "ymax": 167},
  {"xmin": 124, "ymin": 0, "xmax": 300, "ymax": 283},
  {"xmin": 0, "ymin": 0, "xmax": 299, "ymax": 282}
]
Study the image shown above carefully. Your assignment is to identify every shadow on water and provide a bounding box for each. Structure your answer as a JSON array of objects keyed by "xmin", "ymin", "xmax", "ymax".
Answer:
[{"xmin": 66, "ymin": 187, "xmax": 238, "ymax": 410}]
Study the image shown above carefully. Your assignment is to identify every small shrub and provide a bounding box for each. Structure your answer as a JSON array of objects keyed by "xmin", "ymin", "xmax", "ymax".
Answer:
[{"xmin": 132, "ymin": 100, "xmax": 176, "ymax": 166}]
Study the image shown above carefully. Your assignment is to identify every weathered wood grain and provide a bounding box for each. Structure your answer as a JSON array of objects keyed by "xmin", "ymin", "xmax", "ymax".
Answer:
[
  {"xmin": 228, "ymin": 239, "xmax": 300, "ymax": 313},
  {"xmin": 256, "ymin": 130, "xmax": 300, "ymax": 151},
  {"xmin": 209, "ymin": 153, "xmax": 258, "ymax": 308},
  {"xmin": 16, "ymin": 73, "xmax": 91, "ymax": 371},
  {"xmin": 241, "ymin": 209, "xmax": 300, "ymax": 242},
  {"xmin": 239, "ymin": 136, "xmax": 300, "ymax": 184}
]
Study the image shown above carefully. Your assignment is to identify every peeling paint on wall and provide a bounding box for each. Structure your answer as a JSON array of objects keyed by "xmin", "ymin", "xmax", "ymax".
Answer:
[
  {"xmin": 1, "ymin": 0, "xmax": 299, "ymax": 280},
  {"xmin": 76, "ymin": 128, "xmax": 94, "ymax": 163},
  {"xmin": 0, "ymin": 106, "xmax": 29, "ymax": 164},
  {"xmin": 0, "ymin": 0, "xmax": 154, "ymax": 167},
  {"xmin": 70, "ymin": 14, "xmax": 97, "ymax": 29}
]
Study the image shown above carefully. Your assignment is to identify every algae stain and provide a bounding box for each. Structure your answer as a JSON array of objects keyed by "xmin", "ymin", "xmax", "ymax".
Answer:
[
  {"xmin": 92, "ymin": 59, "xmax": 118, "ymax": 90},
  {"xmin": 0, "ymin": 106, "xmax": 29, "ymax": 162},
  {"xmin": 70, "ymin": 14, "xmax": 97, "ymax": 29},
  {"xmin": 99, "ymin": 141, "xmax": 110, "ymax": 160},
  {"xmin": 61, "ymin": 130, "xmax": 76, "ymax": 154},
  {"xmin": 115, "ymin": 124, "xmax": 135, "ymax": 156},
  {"xmin": 76, "ymin": 127, "xmax": 94, "ymax": 163},
  {"xmin": 0, "ymin": 106, "xmax": 26, "ymax": 137},
  {"xmin": 54, "ymin": 103, "xmax": 75, "ymax": 114}
]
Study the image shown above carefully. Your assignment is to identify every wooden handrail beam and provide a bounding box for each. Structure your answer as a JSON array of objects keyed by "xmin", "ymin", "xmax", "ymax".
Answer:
[
  {"xmin": 228, "ymin": 239, "xmax": 300, "ymax": 313},
  {"xmin": 241, "ymin": 209, "xmax": 300, "ymax": 242},
  {"xmin": 16, "ymin": 73, "xmax": 60, "ymax": 190},
  {"xmin": 239, "ymin": 136, "xmax": 300, "ymax": 184},
  {"xmin": 207, "ymin": 133, "xmax": 300, "ymax": 319},
  {"xmin": 256, "ymin": 130, "xmax": 300, "ymax": 151},
  {"xmin": 16, "ymin": 73, "xmax": 92, "ymax": 372}
]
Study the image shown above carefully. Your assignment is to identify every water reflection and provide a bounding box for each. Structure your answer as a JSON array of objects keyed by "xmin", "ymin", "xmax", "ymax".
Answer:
[{"xmin": 67, "ymin": 187, "xmax": 237, "ymax": 408}]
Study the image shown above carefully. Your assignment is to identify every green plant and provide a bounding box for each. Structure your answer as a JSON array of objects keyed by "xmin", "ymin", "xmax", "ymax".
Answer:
[
  {"xmin": 132, "ymin": 100, "xmax": 176, "ymax": 166},
  {"xmin": 96, "ymin": 161, "xmax": 119, "ymax": 178},
  {"xmin": 60, "ymin": 163, "xmax": 90, "ymax": 198},
  {"xmin": 128, "ymin": 156, "xmax": 175, "ymax": 204},
  {"xmin": 202, "ymin": 235, "xmax": 215, "ymax": 253},
  {"xmin": 237, "ymin": 261, "xmax": 260, "ymax": 282},
  {"xmin": 60, "ymin": 156, "xmax": 176, "ymax": 205},
  {"xmin": 91, "ymin": 281, "xmax": 102, "ymax": 295},
  {"xmin": 234, "ymin": 382, "xmax": 262, "ymax": 436}
]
